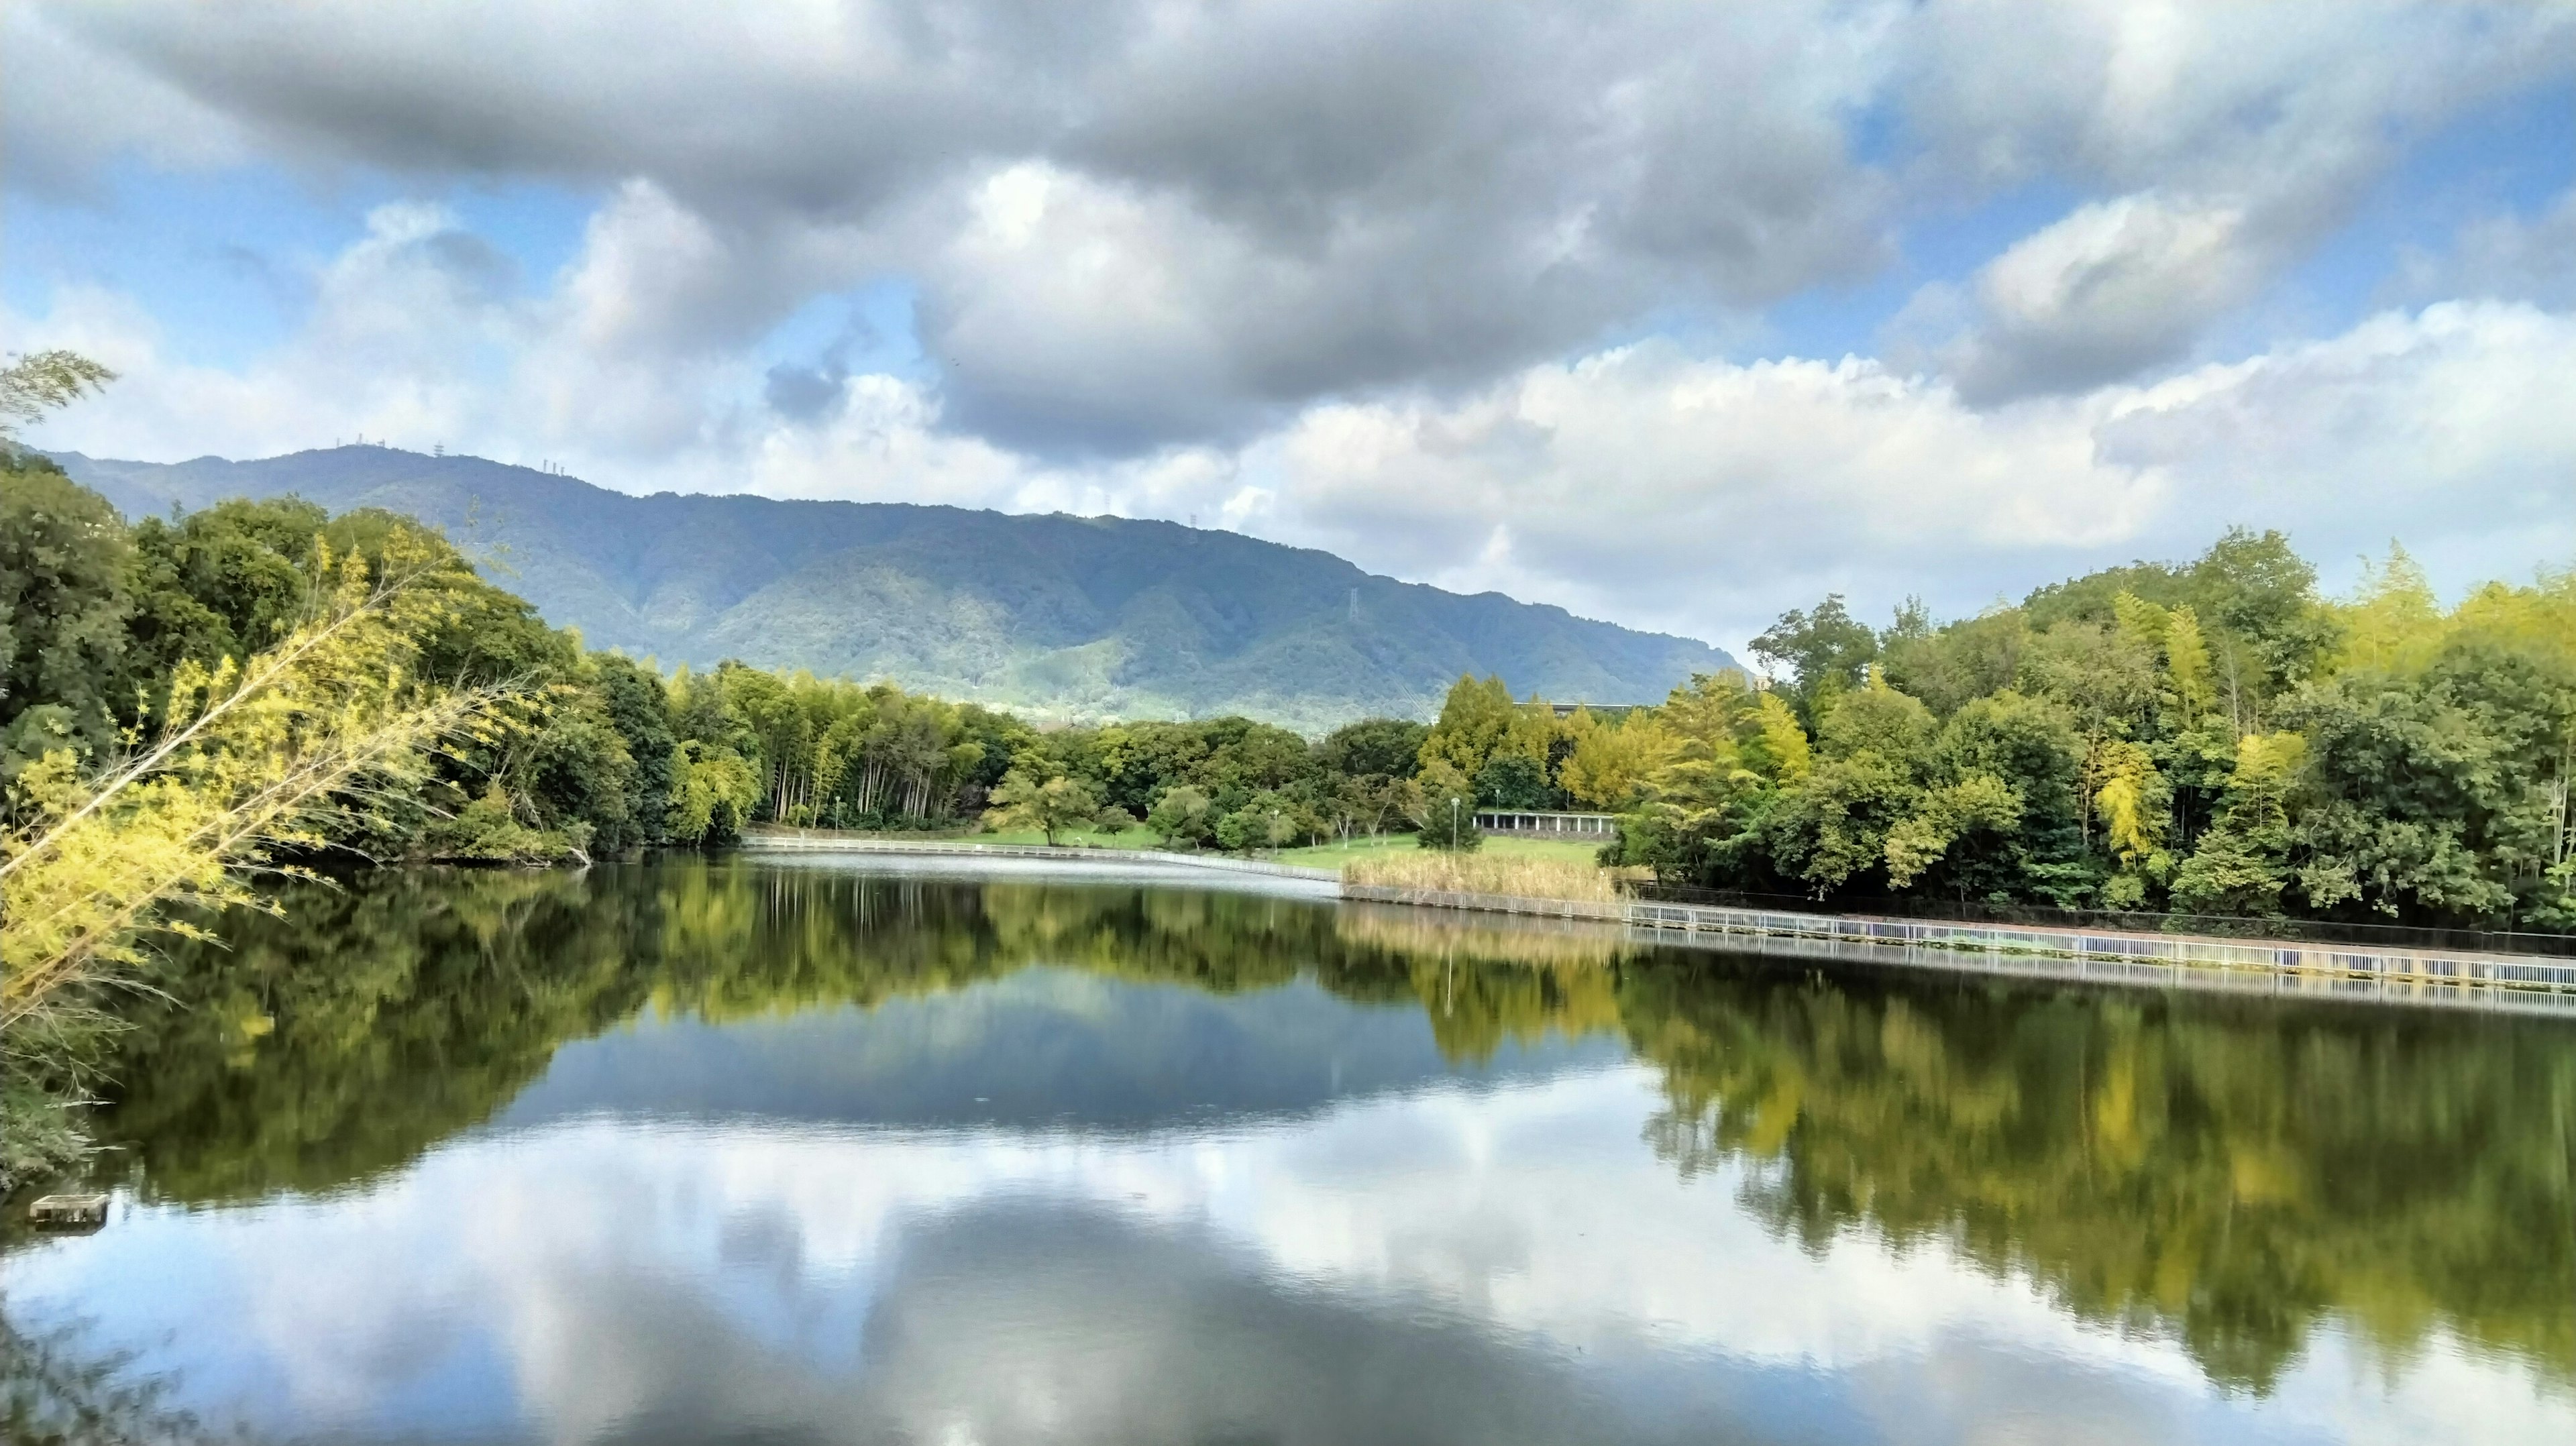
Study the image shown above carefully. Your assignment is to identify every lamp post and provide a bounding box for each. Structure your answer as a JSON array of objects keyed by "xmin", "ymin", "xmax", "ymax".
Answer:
[{"xmin": 1450, "ymin": 796, "xmax": 1460, "ymax": 849}]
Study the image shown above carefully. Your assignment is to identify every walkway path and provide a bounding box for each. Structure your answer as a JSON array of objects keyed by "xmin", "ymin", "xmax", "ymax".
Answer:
[{"xmin": 735, "ymin": 832, "xmax": 2576, "ymax": 1013}]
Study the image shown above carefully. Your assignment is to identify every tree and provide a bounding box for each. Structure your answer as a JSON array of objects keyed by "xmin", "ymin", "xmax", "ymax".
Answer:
[
  {"xmin": 3, "ymin": 536, "xmax": 508, "ymax": 1180},
  {"xmin": 1474, "ymin": 751, "xmax": 1552, "ymax": 809},
  {"xmin": 1882, "ymin": 607, "xmax": 2028, "ymax": 718},
  {"xmin": 667, "ymin": 740, "xmax": 760, "ymax": 844},
  {"xmin": 1407, "ymin": 761, "xmax": 1481, "ymax": 851},
  {"xmin": 1751, "ymin": 595, "xmax": 1878, "ymax": 727},
  {"xmin": 1419, "ymin": 675, "xmax": 1545, "ymax": 779},
  {"xmin": 1215, "ymin": 789, "xmax": 1303, "ymax": 852},
  {"xmin": 1, "ymin": 459, "xmax": 133, "ymax": 772},
  {"xmin": 1762, "ymin": 676, "xmax": 1935, "ymax": 896},
  {"xmin": 1557, "ymin": 706, "xmax": 1676, "ymax": 810},
  {"xmin": 1320, "ymin": 717, "xmax": 1428, "ymax": 781},
  {"xmin": 1146, "ymin": 784, "xmax": 1217, "ymax": 848},
  {"xmin": 123, "ymin": 498, "xmax": 336, "ymax": 687},
  {"xmin": 0, "ymin": 350, "xmax": 115, "ymax": 440},
  {"xmin": 982, "ymin": 768, "xmax": 1099, "ymax": 845}
]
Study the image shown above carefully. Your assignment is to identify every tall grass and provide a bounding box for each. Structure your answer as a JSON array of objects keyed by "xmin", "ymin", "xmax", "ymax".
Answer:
[{"xmin": 1340, "ymin": 852, "xmax": 1632, "ymax": 902}]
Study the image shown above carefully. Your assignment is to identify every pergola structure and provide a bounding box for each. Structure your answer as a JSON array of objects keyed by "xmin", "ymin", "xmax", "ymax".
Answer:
[{"xmin": 1472, "ymin": 809, "xmax": 1619, "ymax": 837}]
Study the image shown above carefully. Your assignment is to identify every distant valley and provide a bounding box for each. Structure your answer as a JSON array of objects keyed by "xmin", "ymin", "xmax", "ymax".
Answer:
[{"xmin": 57, "ymin": 447, "xmax": 1735, "ymax": 730}]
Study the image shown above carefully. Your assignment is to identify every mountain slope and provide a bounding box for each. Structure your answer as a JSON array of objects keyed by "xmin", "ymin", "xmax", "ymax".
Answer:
[{"xmin": 57, "ymin": 446, "xmax": 1735, "ymax": 729}]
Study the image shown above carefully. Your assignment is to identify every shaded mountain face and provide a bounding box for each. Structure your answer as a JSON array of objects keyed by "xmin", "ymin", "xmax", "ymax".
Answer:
[{"xmin": 56, "ymin": 447, "xmax": 1733, "ymax": 729}]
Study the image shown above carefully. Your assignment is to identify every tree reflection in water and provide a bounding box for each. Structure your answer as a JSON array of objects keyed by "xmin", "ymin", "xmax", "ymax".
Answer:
[
  {"xmin": 58, "ymin": 860, "xmax": 2576, "ymax": 1396},
  {"xmin": 0, "ymin": 1305, "xmax": 232, "ymax": 1445}
]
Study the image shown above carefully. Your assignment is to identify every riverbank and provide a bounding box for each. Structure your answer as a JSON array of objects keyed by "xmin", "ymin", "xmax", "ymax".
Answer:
[
  {"xmin": 737, "ymin": 830, "xmax": 1340, "ymax": 882},
  {"xmin": 735, "ymin": 832, "xmax": 2576, "ymax": 1013},
  {"xmin": 1343, "ymin": 884, "xmax": 2576, "ymax": 1013},
  {"xmin": 741, "ymin": 826, "xmax": 1607, "ymax": 872}
]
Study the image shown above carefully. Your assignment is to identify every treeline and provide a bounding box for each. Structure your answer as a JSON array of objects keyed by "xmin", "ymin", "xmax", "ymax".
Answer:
[
  {"xmin": 1, "ymin": 457, "xmax": 1452, "ymax": 865},
  {"xmin": 1620, "ymin": 531, "xmax": 2575, "ymax": 929},
  {"xmin": 1, "ymin": 455, "xmax": 1024, "ymax": 861},
  {"xmin": 9, "ymin": 453, "xmax": 2570, "ymax": 926},
  {"xmin": 1344, "ymin": 530, "xmax": 2572, "ymax": 930},
  {"xmin": 981, "ymin": 525, "xmax": 2576, "ymax": 932}
]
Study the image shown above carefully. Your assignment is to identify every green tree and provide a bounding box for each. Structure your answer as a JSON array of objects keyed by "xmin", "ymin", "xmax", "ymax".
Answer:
[
  {"xmin": 3, "ymin": 534, "xmax": 508, "ymax": 1184},
  {"xmin": 1146, "ymin": 783, "xmax": 1218, "ymax": 848},
  {"xmin": 1750, "ymin": 594, "xmax": 1878, "ymax": 728},
  {"xmin": 1215, "ymin": 789, "xmax": 1304, "ymax": 852},
  {"xmin": 1320, "ymin": 717, "xmax": 1428, "ymax": 780},
  {"xmin": 0, "ymin": 459, "xmax": 133, "ymax": 772},
  {"xmin": 1407, "ymin": 760, "xmax": 1482, "ymax": 851},
  {"xmin": 1473, "ymin": 751, "xmax": 1552, "ymax": 809},
  {"xmin": 0, "ymin": 351, "xmax": 115, "ymax": 439},
  {"xmin": 1419, "ymin": 675, "xmax": 1544, "ymax": 779},
  {"xmin": 982, "ymin": 768, "xmax": 1099, "ymax": 845},
  {"xmin": 666, "ymin": 739, "xmax": 760, "ymax": 844}
]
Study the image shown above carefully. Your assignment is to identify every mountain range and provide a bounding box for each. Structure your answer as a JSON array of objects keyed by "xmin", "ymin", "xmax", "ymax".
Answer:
[{"xmin": 55, "ymin": 446, "xmax": 1735, "ymax": 730}]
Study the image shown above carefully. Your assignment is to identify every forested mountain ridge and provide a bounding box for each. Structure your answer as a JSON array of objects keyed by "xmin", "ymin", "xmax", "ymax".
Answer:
[{"xmin": 54, "ymin": 446, "xmax": 1733, "ymax": 729}]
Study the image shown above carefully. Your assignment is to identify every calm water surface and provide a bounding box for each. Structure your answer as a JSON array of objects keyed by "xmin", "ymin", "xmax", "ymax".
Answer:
[{"xmin": 7, "ymin": 857, "xmax": 2575, "ymax": 1445}]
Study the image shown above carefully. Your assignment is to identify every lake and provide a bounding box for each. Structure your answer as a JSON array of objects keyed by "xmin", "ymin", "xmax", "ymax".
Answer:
[{"xmin": 6, "ymin": 856, "xmax": 2574, "ymax": 1445}]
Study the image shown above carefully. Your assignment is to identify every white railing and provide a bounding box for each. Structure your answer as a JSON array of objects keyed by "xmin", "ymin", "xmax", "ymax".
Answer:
[
  {"xmin": 733, "ymin": 838, "xmax": 2576, "ymax": 1010},
  {"xmin": 736, "ymin": 832, "xmax": 1340, "ymax": 882},
  {"xmin": 1341, "ymin": 885, "xmax": 2576, "ymax": 1004}
]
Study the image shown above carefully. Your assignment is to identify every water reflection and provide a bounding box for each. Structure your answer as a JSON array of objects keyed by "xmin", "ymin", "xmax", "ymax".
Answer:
[{"xmin": 7, "ymin": 859, "xmax": 2575, "ymax": 1443}]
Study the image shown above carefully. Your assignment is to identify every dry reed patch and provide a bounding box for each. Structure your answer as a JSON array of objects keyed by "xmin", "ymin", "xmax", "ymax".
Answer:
[{"xmin": 1341, "ymin": 852, "xmax": 1633, "ymax": 902}]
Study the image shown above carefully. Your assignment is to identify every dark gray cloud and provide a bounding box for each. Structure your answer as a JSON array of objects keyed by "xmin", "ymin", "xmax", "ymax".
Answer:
[
  {"xmin": 763, "ymin": 359, "xmax": 845, "ymax": 423},
  {"xmin": 13, "ymin": 1, "xmax": 2576, "ymax": 450},
  {"xmin": 21, "ymin": 0, "xmax": 1894, "ymax": 455}
]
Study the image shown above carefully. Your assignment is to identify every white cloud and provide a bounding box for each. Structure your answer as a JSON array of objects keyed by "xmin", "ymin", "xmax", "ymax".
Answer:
[
  {"xmin": 9, "ymin": 0, "xmax": 2575, "ymax": 653},
  {"xmin": 1240, "ymin": 301, "xmax": 2575, "ymax": 646},
  {"xmin": 17, "ymin": 189, "xmax": 2575, "ymax": 655},
  {"xmin": 13, "ymin": 1069, "xmax": 2571, "ymax": 1444},
  {"xmin": 2098, "ymin": 300, "xmax": 2576, "ymax": 585},
  {"xmin": 19, "ymin": 1, "xmax": 2568, "ymax": 450},
  {"xmin": 1891, "ymin": 0, "xmax": 2575, "ymax": 198},
  {"xmin": 1883, "ymin": 2, "xmax": 2576, "ymax": 398}
]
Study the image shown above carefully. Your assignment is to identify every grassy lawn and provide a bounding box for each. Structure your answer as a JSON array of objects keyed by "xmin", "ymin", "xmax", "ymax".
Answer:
[{"xmin": 1273, "ymin": 834, "xmax": 1607, "ymax": 871}]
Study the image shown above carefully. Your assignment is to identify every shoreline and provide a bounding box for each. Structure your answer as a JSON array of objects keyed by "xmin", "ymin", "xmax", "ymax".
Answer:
[{"xmin": 735, "ymin": 834, "xmax": 2576, "ymax": 1014}]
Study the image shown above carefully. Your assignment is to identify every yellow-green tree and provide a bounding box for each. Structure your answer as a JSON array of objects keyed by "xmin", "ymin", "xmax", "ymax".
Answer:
[
  {"xmin": 3, "ymin": 534, "xmax": 506, "ymax": 1182},
  {"xmin": 982, "ymin": 768, "xmax": 1100, "ymax": 845},
  {"xmin": 1417, "ymin": 674, "xmax": 1547, "ymax": 779},
  {"xmin": 1556, "ymin": 707, "xmax": 1676, "ymax": 809}
]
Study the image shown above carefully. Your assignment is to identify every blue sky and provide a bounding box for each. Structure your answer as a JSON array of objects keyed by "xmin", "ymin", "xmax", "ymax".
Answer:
[{"xmin": 7, "ymin": 1, "xmax": 2574, "ymax": 650}]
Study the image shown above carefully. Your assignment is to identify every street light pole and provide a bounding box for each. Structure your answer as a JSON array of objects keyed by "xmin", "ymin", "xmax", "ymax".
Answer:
[{"xmin": 1451, "ymin": 796, "xmax": 1460, "ymax": 849}]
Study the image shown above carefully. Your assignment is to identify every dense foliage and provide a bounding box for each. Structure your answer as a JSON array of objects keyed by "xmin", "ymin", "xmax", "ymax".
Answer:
[
  {"xmin": 1615, "ymin": 531, "xmax": 2575, "ymax": 930},
  {"xmin": 2, "ymin": 463, "xmax": 1523, "ymax": 869},
  {"xmin": 15, "ymin": 459, "xmax": 2565, "ymax": 926}
]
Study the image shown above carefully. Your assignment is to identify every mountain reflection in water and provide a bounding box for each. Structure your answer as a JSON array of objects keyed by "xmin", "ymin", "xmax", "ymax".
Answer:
[{"xmin": 5, "ymin": 858, "xmax": 2573, "ymax": 1445}]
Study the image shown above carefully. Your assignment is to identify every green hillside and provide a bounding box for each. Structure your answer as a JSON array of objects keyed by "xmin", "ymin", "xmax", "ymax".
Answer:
[{"xmin": 56, "ymin": 446, "xmax": 1734, "ymax": 730}]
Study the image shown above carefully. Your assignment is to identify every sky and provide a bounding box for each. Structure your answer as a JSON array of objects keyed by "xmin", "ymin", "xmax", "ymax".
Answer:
[{"xmin": 7, "ymin": 1, "xmax": 2575, "ymax": 655}]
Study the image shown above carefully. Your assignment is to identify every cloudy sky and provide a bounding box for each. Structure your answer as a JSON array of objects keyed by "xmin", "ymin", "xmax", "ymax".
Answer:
[{"xmin": 7, "ymin": 1, "xmax": 2574, "ymax": 651}]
